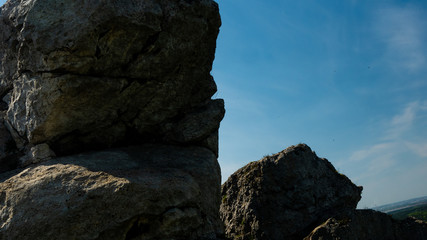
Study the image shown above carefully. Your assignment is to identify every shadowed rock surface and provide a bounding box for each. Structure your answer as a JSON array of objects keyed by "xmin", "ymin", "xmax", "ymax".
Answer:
[
  {"xmin": 0, "ymin": 0, "xmax": 223, "ymax": 160},
  {"xmin": 0, "ymin": 119, "xmax": 20, "ymax": 173},
  {"xmin": 305, "ymin": 209, "xmax": 427, "ymax": 240},
  {"xmin": 220, "ymin": 144, "xmax": 362, "ymax": 240},
  {"xmin": 4, "ymin": 0, "xmax": 422, "ymax": 238},
  {"xmin": 0, "ymin": 0, "xmax": 224, "ymax": 239},
  {"xmin": 0, "ymin": 144, "xmax": 222, "ymax": 240}
]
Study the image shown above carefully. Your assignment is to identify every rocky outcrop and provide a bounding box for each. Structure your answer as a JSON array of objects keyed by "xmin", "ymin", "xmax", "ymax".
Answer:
[
  {"xmin": 0, "ymin": 144, "xmax": 221, "ymax": 240},
  {"xmin": 0, "ymin": 0, "xmax": 223, "ymax": 161},
  {"xmin": 0, "ymin": 0, "xmax": 224, "ymax": 239},
  {"xmin": 220, "ymin": 144, "xmax": 363, "ymax": 240},
  {"xmin": 7, "ymin": 0, "xmax": 423, "ymax": 238},
  {"xmin": 220, "ymin": 144, "xmax": 427, "ymax": 239},
  {"xmin": 305, "ymin": 209, "xmax": 427, "ymax": 240},
  {"xmin": 0, "ymin": 115, "xmax": 21, "ymax": 173}
]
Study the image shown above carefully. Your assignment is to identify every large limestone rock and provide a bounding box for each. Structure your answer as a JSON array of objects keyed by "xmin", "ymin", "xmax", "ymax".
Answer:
[
  {"xmin": 0, "ymin": 0, "xmax": 225, "ymax": 238},
  {"xmin": 220, "ymin": 144, "xmax": 363, "ymax": 240},
  {"xmin": 0, "ymin": 0, "xmax": 223, "ymax": 157},
  {"xmin": 305, "ymin": 209, "xmax": 427, "ymax": 240},
  {"xmin": 0, "ymin": 144, "xmax": 222, "ymax": 240}
]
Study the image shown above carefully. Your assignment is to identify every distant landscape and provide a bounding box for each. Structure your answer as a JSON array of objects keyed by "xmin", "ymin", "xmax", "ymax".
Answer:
[{"xmin": 374, "ymin": 196, "xmax": 427, "ymax": 221}]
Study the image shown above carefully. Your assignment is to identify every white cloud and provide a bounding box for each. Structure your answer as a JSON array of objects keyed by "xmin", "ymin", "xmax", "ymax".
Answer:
[
  {"xmin": 348, "ymin": 100, "xmax": 427, "ymax": 180},
  {"xmin": 358, "ymin": 157, "xmax": 427, "ymax": 208},
  {"xmin": 349, "ymin": 142, "xmax": 395, "ymax": 162},
  {"xmin": 405, "ymin": 141, "xmax": 427, "ymax": 158},
  {"xmin": 348, "ymin": 142, "xmax": 399, "ymax": 183},
  {"xmin": 390, "ymin": 102, "xmax": 417, "ymax": 126},
  {"xmin": 384, "ymin": 101, "xmax": 419, "ymax": 140},
  {"xmin": 375, "ymin": 6, "xmax": 427, "ymax": 72}
]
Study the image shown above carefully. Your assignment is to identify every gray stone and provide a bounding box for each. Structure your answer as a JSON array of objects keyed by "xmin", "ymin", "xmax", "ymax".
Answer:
[
  {"xmin": 0, "ymin": 116, "xmax": 20, "ymax": 173},
  {"xmin": 220, "ymin": 144, "xmax": 363, "ymax": 240},
  {"xmin": 163, "ymin": 99, "xmax": 225, "ymax": 153},
  {"xmin": 0, "ymin": 144, "xmax": 223, "ymax": 240},
  {"xmin": 305, "ymin": 209, "xmax": 427, "ymax": 240},
  {"xmin": 19, "ymin": 143, "xmax": 56, "ymax": 167},
  {"xmin": 0, "ymin": 0, "xmax": 223, "ymax": 156},
  {"xmin": 0, "ymin": 0, "xmax": 224, "ymax": 239}
]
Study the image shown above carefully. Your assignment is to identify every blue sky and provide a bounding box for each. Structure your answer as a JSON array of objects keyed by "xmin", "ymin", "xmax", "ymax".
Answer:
[
  {"xmin": 213, "ymin": 0, "xmax": 427, "ymax": 208},
  {"xmin": 1, "ymin": 0, "xmax": 426, "ymax": 208}
]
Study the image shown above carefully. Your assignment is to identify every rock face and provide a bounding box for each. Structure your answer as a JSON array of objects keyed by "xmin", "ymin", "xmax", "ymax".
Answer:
[
  {"xmin": 0, "ymin": 115, "xmax": 21, "ymax": 173},
  {"xmin": 305, "ymin": 210, "xmax": 427, "ymax": 240},
  {"xmin": 220, "ymin": 144, "xmax": 363, "ymax": 240},
  {"xmin": 0, "ymin": 0, "xmax": 224, "ymax": 239},
  {"xmin": 0, "ymin": 144, "xmax": 221, "ymax": 240},
  {"xmin": 0, "ymin": 0, "xmax": 223, "ymax": 158}
]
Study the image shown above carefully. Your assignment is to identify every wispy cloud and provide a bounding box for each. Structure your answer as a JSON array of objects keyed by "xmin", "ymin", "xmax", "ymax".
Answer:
[
  {"xmin": 384, "ymin": 101, "xmax": 419, "ymax": 140},
  {"xmin": 350, "ymin": 100, "xmax": 427, "ymax": 207},
  {"xmin": 405, "ymin": 142, "xmax": 427, "ymax": 158},
  {"xmin": 348, "ymin": 142, "xmax": 400, "ymax": 184},
  {"xmin": 350, "ymin": 142, "xmax": 395, "ymax": 162},
  {"xmin": 375, "ymin": 5, "xmax": 427, "ymax": 72},
  {"xmin": 358, "ymin": 158, "xmax": 427, "ymax": 208},
  {"xmin": 348, "ymin": 100, "xmax": 427, "ymax": 178}
]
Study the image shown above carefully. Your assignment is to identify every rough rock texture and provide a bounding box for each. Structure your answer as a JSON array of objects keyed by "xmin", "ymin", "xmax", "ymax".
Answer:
[
  {"xmin": 0, "ymin": 114, "xmax": 21, "ymax": 173},
  {"xmin": 0, "ymin": 0, "xmax": 224, "ymax": 239},
  {"xmin": 0, "ymin": 0, "xmax": 223, "ymax": 158},
  {"xmin": 0, "ymin": 144, "xmax": 222, "ymax": 240},
  {"xmin": 305, "ymin": 209, "xmax": 427, "ymax": 240},
  {"xmin": 220, "ymin": 144, "xmax": 363, "ymax": 240}
]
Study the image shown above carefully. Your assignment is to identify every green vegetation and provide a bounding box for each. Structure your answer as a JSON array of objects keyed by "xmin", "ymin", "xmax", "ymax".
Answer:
[
  {"xmin": 233, "ymin": 234, "xmax": 243, "ymax": 240},
  {"xmin": 409, "ymin": 210, "xmax": 427, "ymax": 221},
  {"xmin": 388, "ymin": 204, "xmax": 427, "ymax": 221},
  {"xmin": 222, "ymin": 195, "xmax": 227, "ymax": 204}
]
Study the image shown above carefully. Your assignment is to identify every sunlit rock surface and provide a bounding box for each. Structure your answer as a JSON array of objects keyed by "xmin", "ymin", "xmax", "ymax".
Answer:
[
  {"xmin": 0, "ymin": 0, "xmax": 224, "ymax": 239},
  {"xmin": 0, "ymin": 145, "xmax": 222, "ymax": 240},
  {"xmin": 0, "ymin": 0, "xmax": 223, "ymax": 156}
]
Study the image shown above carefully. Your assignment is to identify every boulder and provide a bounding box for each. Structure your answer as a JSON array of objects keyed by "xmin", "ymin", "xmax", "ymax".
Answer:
[
  {"xmin": 220, "ymin": 144, "xmax": 363, "ymax": 240},
  {"xmin": 305, "ymin": 209, "xmax": 427, "ymax": 240},
  {"xmin": 0, "ymin": 144, "xmax": 223, "ymax": 239},
  {"xmin": 0, "ymin": 0, "xmax": 223, "ymax": 157},
  {"xmin": 0, "ymin": 115, "xmax": 21, "ymax": 173},
  {"xmin": 0, "ymin": 0, "xmax": 225, "ymax": 239}
]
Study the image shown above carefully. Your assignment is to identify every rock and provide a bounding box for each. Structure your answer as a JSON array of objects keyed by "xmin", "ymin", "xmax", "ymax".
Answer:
[
  {"xmin": 220, "ymin": 144, "xmax": 363, "ymax": 240},
  {"xmin": 0, "ymin": 115, "xmax": 21, "ymax": 173},
  {"xmin": 19, "ymin": 143, "xmax": 56, "ymax": 167},
  {"xmin": 0, "ymin": 144, "xmax": 223, "ymax": 240},
  {"xmin": 304, "ymin": 209, "xmax": 427, "ymax": 240},
  {"xmin": 0, "ymin": 0, "xmax": 223, "ymax": 156},
  {"xmin": 163, "ymin": 99, "xmax": 225, "ymax": 155},
  {"xmin": 0, "ymin": 0, "xmax": 225, "ymax": 239},
  {"xmin": 2, "ymin": 118, "xmax": 25, "ymax": 150}
]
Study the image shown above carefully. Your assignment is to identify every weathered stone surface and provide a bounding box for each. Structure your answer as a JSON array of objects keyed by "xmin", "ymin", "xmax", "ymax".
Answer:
[
  {"xmin": 19, "ymin": 143, "xmax": 56, "ymax": 167},
  {"xmin": 0, "ymin": 0, "xmax": 223, "ymax": 156},
  {"xmin": 220, "ymin": 144, "xmax": 363, "ymax": 240},
  {"xmin": 0, "ymin": 114, "xmax": 20, "ymax": 173},
  {"xmin": 0, "ymin": 0, "xmax": 224, "ymax": 239},
  {"xmin": 305, "ymin": 209, "xmax": 427, "ymax": 240},
  {"xmin": 0, "ymin": 144, "xmax": 223, "ymax": 240},
  {"xmin": 163, "ymin": 99, "xmax": 225, "ymax": 150}
]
